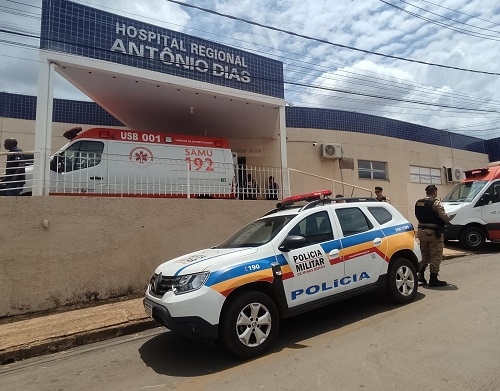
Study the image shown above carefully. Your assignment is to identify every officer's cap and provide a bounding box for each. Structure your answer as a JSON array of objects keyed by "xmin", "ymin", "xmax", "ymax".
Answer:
[{"xmin": 425, "ymin": 184, "xmax": 437, "ymax": 192}]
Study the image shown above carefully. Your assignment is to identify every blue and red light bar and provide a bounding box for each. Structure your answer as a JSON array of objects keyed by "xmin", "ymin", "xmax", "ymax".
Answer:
[{"xmin": 280, "ymin": 190, "xmax": 332, "ymax": 206}]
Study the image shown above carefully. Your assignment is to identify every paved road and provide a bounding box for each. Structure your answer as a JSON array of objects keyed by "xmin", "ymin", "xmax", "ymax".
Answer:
[{"xmin": 1, "ymin": 252, "xmax": 500, "ymax": 391}]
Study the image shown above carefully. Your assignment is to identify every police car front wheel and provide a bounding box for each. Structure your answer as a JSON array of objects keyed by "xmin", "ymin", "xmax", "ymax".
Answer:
[
  {"xmin": 385, "ymin": 257, "xmax": 418, "ymax": 304},
  {"xmin": 220, "ymin": 291, "xmax": 279, "ymax": 358}
]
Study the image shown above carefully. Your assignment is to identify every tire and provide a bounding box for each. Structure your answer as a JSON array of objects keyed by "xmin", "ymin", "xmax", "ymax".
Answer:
[
  {"xmin": 459, "ymin": 226, "xmax": 486, "ymax": 251},
  {"xmin": 220, "ymin": 291, "xmax": 279, "ymax": 358},
  {"xmin": 385, "ymin": 257, "xmax": 418, "ymax": 304}
]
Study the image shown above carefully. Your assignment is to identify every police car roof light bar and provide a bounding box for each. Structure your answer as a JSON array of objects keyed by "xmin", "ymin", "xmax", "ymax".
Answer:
[{"xmin": 279, "ymin": 189, "xmax": 332, "ymax": 207}]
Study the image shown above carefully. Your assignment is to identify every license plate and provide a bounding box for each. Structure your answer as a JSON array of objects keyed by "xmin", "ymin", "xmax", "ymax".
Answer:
[{"xmin": 144, "ymin": 302, "xmax": 153, "ymax": 318}]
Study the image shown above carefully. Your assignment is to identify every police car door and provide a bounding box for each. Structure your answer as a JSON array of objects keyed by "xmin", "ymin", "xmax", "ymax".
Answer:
[
  {"xmin": 335, "ymin": 206, "xmax": 387, "ymax": 291},
  {"xmin": 281, "ymin": 210, "xmax": 345, "ymax": 307}
]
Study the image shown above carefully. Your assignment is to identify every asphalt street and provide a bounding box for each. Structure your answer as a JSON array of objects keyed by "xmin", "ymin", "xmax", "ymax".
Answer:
[{"xmin": 1, "ymin": 251, "xmax": 499, "ymax": 391}]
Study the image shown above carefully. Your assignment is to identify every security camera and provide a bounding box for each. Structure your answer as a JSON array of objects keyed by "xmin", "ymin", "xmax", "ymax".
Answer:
[{"xmin": 312, "ymin": 142, "xmax": 318, "ymax": 146}]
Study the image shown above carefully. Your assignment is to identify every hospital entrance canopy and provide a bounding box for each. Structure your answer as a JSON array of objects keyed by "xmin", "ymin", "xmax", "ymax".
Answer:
[{"xmin": 38, "ymin": 0, "xmax": 285, "ymax": 139}]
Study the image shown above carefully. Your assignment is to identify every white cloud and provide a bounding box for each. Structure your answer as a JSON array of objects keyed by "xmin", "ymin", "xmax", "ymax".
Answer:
[{"xmin": 0, "ymin": 0, "xmax": 499, "ymax": 138}]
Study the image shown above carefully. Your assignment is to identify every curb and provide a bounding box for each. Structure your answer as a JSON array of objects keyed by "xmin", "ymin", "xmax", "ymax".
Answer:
[
  {"xmin": 0, "ymin": 318, "xmax": 158, "ymax": 365},
  {"xmin": 443, "ymin": 252, "xmax": 473, "ymax": 260}
]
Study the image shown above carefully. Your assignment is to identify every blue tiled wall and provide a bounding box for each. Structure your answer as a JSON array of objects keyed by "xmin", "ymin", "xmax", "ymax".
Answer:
[
  {"xmin": 285, "ymin": 106, "xmax": 498, "ymax": 160},
  {"xmin": 486, "ymin": 138, "xmax": 500, "ymax": 163},
  {"xmin": 41, "ymin": 0, "xmax": 284, "ymax": 99},
  {"xmin": 0, "ymin": 92, "xmax": 123, "ymax": 126},
  {"xmin": 2, "ymin": 92, "xmax": 499, "ymax": 161}
]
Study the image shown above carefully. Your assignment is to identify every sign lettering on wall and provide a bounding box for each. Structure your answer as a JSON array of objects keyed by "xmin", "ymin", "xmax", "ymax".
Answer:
[{"xmin": 40, "ymin": 0, "xmax": 284, "ymax": 98}]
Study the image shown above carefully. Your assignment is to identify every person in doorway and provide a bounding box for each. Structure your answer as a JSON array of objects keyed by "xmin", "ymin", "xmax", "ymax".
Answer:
[
  {"xmin": 374, "ymin": 186, "xmax": 391, "ymax": 203},
  {"xmin": 0, "ymin": 138, "xmax": 26, "ymax": 196},
  {"xmin": 266, "ymin": 176, "xmax": 279, "ymax": 200},
  {"xmin": 415, "ymin": 184, "xmax": 453, "ymax": 287},
  {"xmin": 244, "ymin": 174, "xmax": 258, "ymax": 200}
]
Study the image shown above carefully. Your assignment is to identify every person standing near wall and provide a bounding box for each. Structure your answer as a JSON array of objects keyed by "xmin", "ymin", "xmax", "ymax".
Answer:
[
  {"xmin": 414, "ymin": 184, "xmax": 453, "ymax": 287},
  {"xmin": 0, "ymin": 138, "xmax": 25, "ymax": 196},
  {"xmin": 266, "ymin": 176, "xmax": 279, "ymax": 200},
  {"xmin": 374, "ymin": 186, "xmax": 391, "ymax": 203},
  {"xmin": 244, "ymin": 173, "xmax": 258, "ymax": 200}
]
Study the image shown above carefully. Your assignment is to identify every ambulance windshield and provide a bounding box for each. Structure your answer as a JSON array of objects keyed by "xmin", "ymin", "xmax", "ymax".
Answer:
[
  {"xmin": 217, "ymin": 215, "xmax": 295, "ymax": 248},
  {"xmin": 442, "ymin": 180, "xmax": 488, "ymax": 203}
]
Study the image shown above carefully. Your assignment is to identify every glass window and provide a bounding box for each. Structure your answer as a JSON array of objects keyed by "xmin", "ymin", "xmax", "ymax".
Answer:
[
  {"xmin": 217, "ymin": 215, "xmax": 295, "ymax": 248},
  {"xmin": 410, "ymin": 165, "xmax": 442, "ymax": 184},
  {"xmin": 51, "ymin": 141, "xmax": 104, "ymax": 173},
  {"xmin": 288, "ymin": 211, "xmax": 334, "ymax": 245},
  {"xmin": 335, "ymin": 208, "xmax": 373, "ymax": 237},
  {"xmin": 358, "ymin": 160, "xmax": 387, "ymax": 180},
  {"xmin": 442, "ymin": 181, "xmax": 488, "ymax": 202},
  {"xmin": 368, "ymin": 206, "xmax": 393, "ymax": 225}
]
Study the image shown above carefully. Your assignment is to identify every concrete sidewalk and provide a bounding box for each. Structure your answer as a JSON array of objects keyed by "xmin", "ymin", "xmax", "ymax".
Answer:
[
  {"xmin": 0, "ymin": 246, "xmax": 472, "ymax": 365},
  {"xmin": 0, "ymin": 297, "xmax": 157, "ymax": 365}
]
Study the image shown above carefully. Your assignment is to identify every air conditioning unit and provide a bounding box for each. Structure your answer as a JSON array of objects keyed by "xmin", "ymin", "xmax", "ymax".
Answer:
[
  {"xmin": 446, "ymin": 167, "xmax": 464, "ymax": 183},
  {"xmin": 321, "ymin": 143, "xmax": 342, "ymax": 159}
]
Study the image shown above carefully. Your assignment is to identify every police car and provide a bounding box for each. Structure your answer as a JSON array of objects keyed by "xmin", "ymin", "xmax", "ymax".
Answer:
[{"xmin": 144, "ymin": 190, "xmax": 421, "ymax": 358}]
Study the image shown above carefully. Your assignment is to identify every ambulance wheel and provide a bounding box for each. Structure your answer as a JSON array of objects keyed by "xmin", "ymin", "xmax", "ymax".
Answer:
[
  {"xmin": 220, "ymin": 291, "xmax": 279, "ymax": 358},
  {"xmin": 385, "ymin": 257, "xmax": 417, "ymax": 304},
  {"xmin": 459, "ymin": 226, "xmax": 486, "ymax": 251}
]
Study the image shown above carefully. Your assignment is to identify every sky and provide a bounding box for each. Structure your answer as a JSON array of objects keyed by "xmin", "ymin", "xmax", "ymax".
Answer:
[{"xmin": 1, "ymin": 0, "xmax": 500, "ymax": 139}]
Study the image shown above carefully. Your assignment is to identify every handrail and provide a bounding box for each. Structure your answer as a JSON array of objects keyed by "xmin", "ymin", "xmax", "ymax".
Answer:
[{"xmin": 288, "ymin": 167, "xmax": 373, "ymax": 196}]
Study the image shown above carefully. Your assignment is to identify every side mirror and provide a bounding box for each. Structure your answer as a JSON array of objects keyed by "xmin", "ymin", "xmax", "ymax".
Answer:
[{"xmin": 278, "ymin": 235, "xmax": 307, "ymax": 252}]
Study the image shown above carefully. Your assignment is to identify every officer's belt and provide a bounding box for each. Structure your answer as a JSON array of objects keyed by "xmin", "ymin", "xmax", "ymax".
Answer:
[{"xmin": 418, "ymin": 224, "xmax": 440, "ymax": 230}]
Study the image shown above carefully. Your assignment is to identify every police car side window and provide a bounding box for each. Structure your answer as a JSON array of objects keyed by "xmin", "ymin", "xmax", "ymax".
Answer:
[
  {"xmin": 368, "ymin": 206, "xmax": 393, "ymax": 225},
  {"xmin": 335, "ymin": 208, "xmax": 373, "ymax": 237},
  {"xmin": 289, "ymin": 211, "xmax": 334, "ymax": 244}
]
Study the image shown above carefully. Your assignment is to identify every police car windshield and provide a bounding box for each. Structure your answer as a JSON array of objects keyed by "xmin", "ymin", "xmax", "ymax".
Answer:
[
  {"xmin": 216, "ymin": 215, "xmax": 296, "ymax": 248},
  {"xmin": 442, "ymin": 180, "xmax": 488, "ymax": 202}
]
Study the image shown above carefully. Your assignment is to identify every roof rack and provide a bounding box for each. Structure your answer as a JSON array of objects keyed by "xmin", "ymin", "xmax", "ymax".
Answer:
[
  {"xmin": 263, "ymin": 191, "xmax": 379, "ymax": 216},
  {"xmin": 263, "ymin": 190, "xmax": 332, "ymax": 216}
]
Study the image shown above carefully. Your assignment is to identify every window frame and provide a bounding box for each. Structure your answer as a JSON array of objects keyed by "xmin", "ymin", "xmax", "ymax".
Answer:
[
  {"xmin": 410, "ymin": 165, "xmax": 442, "ymax": 185},
  {"xmin": 335, "ymin": 207, "xmax": 374, "ymax": 237},
  {"xmin": 358, "ymin": 160, "xmax": 387, "ymax": 180}
]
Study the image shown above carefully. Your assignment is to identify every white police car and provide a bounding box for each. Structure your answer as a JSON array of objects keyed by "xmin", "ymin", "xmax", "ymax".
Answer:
[{"xmin": 144, "ymin": 190, "xmax": 421, "ymax": 358}]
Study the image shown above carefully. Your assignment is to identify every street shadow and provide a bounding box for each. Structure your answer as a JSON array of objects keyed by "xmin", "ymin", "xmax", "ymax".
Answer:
[
  {"xmin": 138, "ymin": 290, "xmax": 426, "ymax": 376},
  {"xmin": 420, "ymin": 283, "xmax": 458, "ymax": 291}
]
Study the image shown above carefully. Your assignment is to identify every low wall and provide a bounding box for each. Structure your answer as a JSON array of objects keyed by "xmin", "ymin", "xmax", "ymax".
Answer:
[{"xmin": 0, "ymin": 196, "xmax": 273, "ymax": 317}]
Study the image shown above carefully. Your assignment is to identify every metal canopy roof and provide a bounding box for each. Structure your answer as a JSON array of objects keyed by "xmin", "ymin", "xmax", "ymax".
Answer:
[{"xmin": 52, "ymin": 54, "xmax": 284, "ymax": 140}]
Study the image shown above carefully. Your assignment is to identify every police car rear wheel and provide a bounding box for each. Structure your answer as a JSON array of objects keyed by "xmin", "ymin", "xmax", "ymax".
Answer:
[
  {"xmin": 221, "ymin": 291, "xmax": 279, "ymax": 358},
  {"xmin": 386, "ymin": 257, "xmax": 417, "ymax": 304}
]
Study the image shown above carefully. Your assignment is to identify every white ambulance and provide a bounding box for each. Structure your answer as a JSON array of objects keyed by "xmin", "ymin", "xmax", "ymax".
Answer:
[
  {"xmin": 21, "ymin": 127, "xmax": 236, "ymax": 198},
  {"xmin": 442, "ymin": 163, "xmax": 500, "ymax": 250},
  {"xmin": 144, "ymin": 190, "xmax": 421, "ymax": 358}
]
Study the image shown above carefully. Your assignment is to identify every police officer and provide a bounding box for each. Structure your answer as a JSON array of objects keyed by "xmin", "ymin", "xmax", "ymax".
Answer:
[
  {"xmin": 1, "ymin": 138, "xmax": 25, "ymax": 196},
  {"xmin": 374, "ymin": 186, "xmax": 391, "ymax": 203},
  {"xmin": 415, "ymin": 184, "xmax": 452, "ymax": 287}
]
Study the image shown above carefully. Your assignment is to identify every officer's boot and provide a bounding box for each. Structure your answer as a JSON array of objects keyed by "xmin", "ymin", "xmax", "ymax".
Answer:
[
  {"xmin": 418, "ymin": 266, "xmax": 427, "ymax": 285},
  {"xmin": 429, "ymin": 273, "xmax": 447, "ymax": 287}
]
